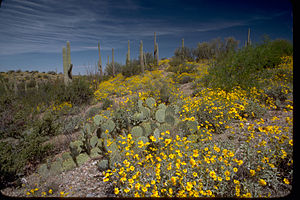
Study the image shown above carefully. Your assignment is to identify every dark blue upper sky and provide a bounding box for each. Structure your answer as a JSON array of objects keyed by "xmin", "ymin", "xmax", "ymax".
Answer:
[{"xmin": 0, "ymin": 0, "xmax": 293, "ymax": 74}]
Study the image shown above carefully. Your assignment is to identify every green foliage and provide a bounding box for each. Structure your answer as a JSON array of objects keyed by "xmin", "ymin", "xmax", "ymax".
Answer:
[
  {"xmin": 202, "ymin": 39, "xmax": 293, "ymax": 91},
  {"xmin": 174, "ymin": 46, "xmax": 193, "ymax": 62},
  {"xmin": 167, "ymin": 60, "xmax": 197, "ymax": 74},
  {"xmin": 121, "ymin": 59, "xmax": 142, "ymax": 77},
  {"xmin": 56, "ymin": 77, "xmax": 93, "ymax": 106},
  {"xmin": 101, "ymin": 98, "xmax": 113, "ymax": 110},
  {"xmin": 0, "ymin": 129, "xmax": 53, "ymax": 189},
  {"xmin": 105, "ymin": 62, "xmax": 122, "ymax": 77}
]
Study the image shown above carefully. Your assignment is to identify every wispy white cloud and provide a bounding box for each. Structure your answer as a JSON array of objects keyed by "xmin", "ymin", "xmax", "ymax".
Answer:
[{"xmin": 0, "ymin": 0, "xmax": 292, "ymax": 56}]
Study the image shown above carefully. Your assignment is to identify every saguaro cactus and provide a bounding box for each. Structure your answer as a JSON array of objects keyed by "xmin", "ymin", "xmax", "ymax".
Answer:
[
  {"xmin": 154, "ymin": 32, "xmax": 159, "ymax": 66},
  {"xmin": 126, "ymin": 40, "xmax": 130, "ymax": 66},
  {"xmin": 98, "ymin": 42, "xmax": 103, "ymax": 79},
  {"xmin": 112, "ymin": 48, "xmax": 115, "ymax": 77},
  {"xmin": 247, "ymin": 28, "xmax": 251, "ymax": 46},
  {"xmin": 140, "ymin": 40, "xmax": 144, "ymax": 74},
  {"xmin": 182, "ymin": 38, "xmax": 184, "ymax": 48},
  {"xmin": 63, "ymin": 41, "xmax": 73, "ymax": 86}
]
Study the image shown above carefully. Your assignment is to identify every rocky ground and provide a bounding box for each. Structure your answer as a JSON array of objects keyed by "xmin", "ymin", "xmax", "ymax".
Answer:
[{"xmin": 1, "ymin": 157, "xmax": 115, "ymax": 197}]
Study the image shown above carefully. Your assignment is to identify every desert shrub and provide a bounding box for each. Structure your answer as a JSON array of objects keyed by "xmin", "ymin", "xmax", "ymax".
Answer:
[
  {"xmin": 85, "ymin": 106, "xmax": 102, "ymax": 120},
  {"xmin": 55, "ymin": 78, "xmax": 93, "ymax": 106},
  {"xmin": 263, "ymin": 85, "xmax": 292, "ymax": 110},
  {"xmin": 102, "ymin": 98, "xmax": 113, "ymax": 110},
  {"xmin": 174, "ymin": 46, "xmax": 193, "ymax": 62},
  {"xmin": 48, "ymin": 71, "xmax": 57, "ymax": 75},
  {"xmin": 105, "ymin": 62, "xmax": 122, "ymax": 77},
  {"xmin": 167, "ymin": 59, "xmax": 197, "ymax": 74},
  {"xmin": 159, "ymin": 82, "xmax": 172, "ymax": 104},
  {"xmin": 0, "ymin": 129, "xmax": 53, "ymax": 189},
  {"xmin": 243, "ymin": 99, "xmax": 267, "ymax": 119},
  {"xmin": 203, "ymin": 39, "xmax": 293, "ymax": 91},
  {"xmin": 121, "ymin": 60, "xmax": 142, "ymax": 77},
  {"xmin": 172, "ymin": 72, "xmax": 194, "ymax": 84},
  {"xmin": 32, "ymin": 112, "xmax": 61, "ymax": 137}
]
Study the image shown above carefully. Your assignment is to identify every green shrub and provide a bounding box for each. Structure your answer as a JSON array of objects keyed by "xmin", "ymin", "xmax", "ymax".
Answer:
[
  {"xmin": 167, "ymin": 59, "xmax": 197, "ymax": 74},
  {"xmin": 105, "ymin": 62, "xmax": 122, "ymax": 77},
  {"xmin": 174, "ymin": 47, "xmax": 193, "ymax": 62},
  {"xmin": 121, "ymin": 60, "xmax": 142, "ymax": 77},
  {"xmin": 56, "ymin": 78, "xmax": 93, "ymax": 106},
  {"xmin": 102, "ymin": 98, "xmax": 113, "ymax": 110},
  {"xmin": 203, "ymin": 39, "xmax": 293, "ymax": 91},
  {"xmin": 0, "ymin": 130, "xmax": 53, "ymax": 189}
]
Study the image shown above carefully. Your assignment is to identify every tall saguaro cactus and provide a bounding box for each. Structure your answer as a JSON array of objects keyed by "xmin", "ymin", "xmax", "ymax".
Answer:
[
  {"xmin": 112, "ymin": 48, "xmax": 115, "ymax": 77},
  {"xmin": 98, "ymin": 42, "xmax": 103, "ymax": 79},
  {"xmin": 154, "ymin": 32, "xmax": 159, "ymax": 66},
  {"xmin": 140, "ymin": 40, "xmax": 144, "ymax": 74},
  {"xmin": 126, "ymin": 40, "xmax": 130, "ymax": 66},
  {"xmin": 63, "ymin": 41, "xmax": 73, "ymax": 86},
  {"xmin": 182, "ymin": 38, "xmax": 184, "ymax": 48}
]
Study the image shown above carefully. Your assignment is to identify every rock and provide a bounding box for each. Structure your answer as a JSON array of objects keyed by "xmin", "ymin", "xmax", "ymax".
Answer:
[{"xmin": 87, "ymin": 193, "xmax": 95, "ymax": 197}]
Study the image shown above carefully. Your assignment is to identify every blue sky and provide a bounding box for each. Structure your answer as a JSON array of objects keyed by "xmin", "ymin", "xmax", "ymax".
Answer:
[{"xmin": 0, "ymin": 0, "xmax": 293, "ymax": 74}]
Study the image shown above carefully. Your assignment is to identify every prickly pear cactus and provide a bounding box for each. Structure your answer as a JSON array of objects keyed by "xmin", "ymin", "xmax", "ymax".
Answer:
[
  {"xmin": 94, "ymin": 114, "xmax": 105, "ymax": 126},
  {"xmin": 62, "ymin": 158, "xmax": 77, "ymax": 172},
  {"xmin": 135, "ymin": 136, "xmax": 149, "ymax": 151},
  {"xmin": 186, "ymin": 120, "xmax": 198, "ymax": 134},
  {"xmin": 109, "ymin": 151, "xmax": 122, "ymax": 169},
  {"xmin": 76, "ymin": 153, "xmax": 90, "ymax": 166},
  {"xmin": 155, "ymin": 109, "xmax": 165, "ymax": 123},
  {"xmin": 158, "ymin": 103, "xmax": 167, "ymax": 110},
  {"xmin": 140, "ymin": 106, "xmax": 150, "ymax": 120},
  {"xmin": 165, "ymin": 105, "xmax": 175, "ymax": 116},
  {"xmin": 90, "ymin": 135, "xmax": 98, "ymax": 148},
  {"xmin": 101, "ymin": 119, "xmax": 115, "ymax": 134},
  {"xmin": 141, "ymin": 122, "xmax": 152, "ymax": 137},
  {"xmin": 97, "ymin": 159, "xmax": 109, "ymax": 171},
  {"xmin": 131, "ymin": 126, "xmax": 143, "ymax": 142},
  {"xmin": 103, "ymin": 138, "xmax": 118, "ymax": 153},
  {"xmin": 146, "ymin": 97, "xmax": 156, "ymax": 109},
  {"xmin": 165, "ymin": 114, "xmax": 175, "ymax": 126}
]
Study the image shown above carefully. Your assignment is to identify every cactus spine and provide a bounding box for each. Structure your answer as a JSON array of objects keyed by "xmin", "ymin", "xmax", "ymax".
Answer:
[
  {"xmin": 112, "ymin": 48, "xmax": 115, "ymax": 77},
  {"xmin": 63, "ymin": 41, "xmax": 73, "ymax": 86},
  {"xmin": 126, "ymin": 40, "xmax": 130, "ymax": 66},
  {"xmin": 98, "ymin": 42, "xmax": 103, "ymax": 79},
  {"xmin": 154, "ymin": 32, "xmax": 159, "ymax": 66},
  {"xmin": 140, "ymin": 40, "xmax": 144, "ymax": 74}
]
